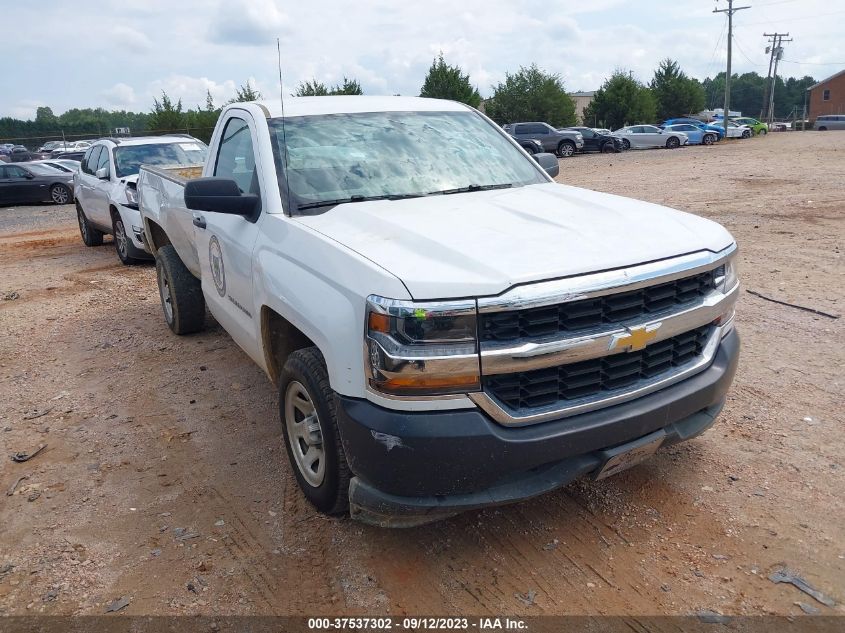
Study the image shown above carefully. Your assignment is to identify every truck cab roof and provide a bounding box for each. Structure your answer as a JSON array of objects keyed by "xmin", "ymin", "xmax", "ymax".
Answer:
[{"xmin": 243, "ymin": 96, "xmax": 472, "ymax": 119}]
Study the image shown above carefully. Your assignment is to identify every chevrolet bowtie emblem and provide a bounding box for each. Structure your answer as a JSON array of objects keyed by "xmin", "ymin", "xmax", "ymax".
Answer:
[{"xmin": 609, "ymin": 323, "xmax": 661, "ymax": 352}]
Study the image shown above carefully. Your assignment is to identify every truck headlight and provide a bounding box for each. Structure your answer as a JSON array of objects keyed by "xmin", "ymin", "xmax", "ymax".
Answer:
[
  {"xmin": 365, "ymin": 295, "xmax": 480, "ymax": 396},
  {"xmin": 714, "ymin": 254, "xmax": 739, "ymax": 293}
]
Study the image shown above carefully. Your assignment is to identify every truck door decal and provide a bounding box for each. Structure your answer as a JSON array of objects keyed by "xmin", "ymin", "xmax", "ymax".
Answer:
[{"xmin": 209, "ymin": 235, "xmax": 226, "ymax": 298}]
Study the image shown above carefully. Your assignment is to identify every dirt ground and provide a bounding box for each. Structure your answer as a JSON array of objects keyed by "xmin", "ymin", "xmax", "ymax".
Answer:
[{"xmin": 0, "ymin": 132, "xmax": 842, "ymax": 618}]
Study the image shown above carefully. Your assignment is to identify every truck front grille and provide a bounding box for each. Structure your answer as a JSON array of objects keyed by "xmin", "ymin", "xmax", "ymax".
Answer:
[
  {"xmin": 483, "ymin": 324, "xmax": 712, "ymax": 411},
  {"xmin": 480, "ymin": 269, "xmax": 717, "ymax": 342}
]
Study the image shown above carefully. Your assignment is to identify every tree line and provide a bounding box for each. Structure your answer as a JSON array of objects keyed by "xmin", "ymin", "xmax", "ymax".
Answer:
[{"xmin": 0, "ymin": 58, "xmax": 817, "ymax": 147}]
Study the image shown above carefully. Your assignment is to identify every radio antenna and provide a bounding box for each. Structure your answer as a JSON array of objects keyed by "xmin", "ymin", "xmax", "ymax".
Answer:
[{"xmin": 277, "ymin": 37, "xmax": 293, "ymax": 215}]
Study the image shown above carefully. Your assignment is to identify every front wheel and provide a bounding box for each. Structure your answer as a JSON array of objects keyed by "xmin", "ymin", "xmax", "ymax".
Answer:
[
  {"xmin": 155, "ymin": 245, "xmax": 205, "ymax": 334},
  {"xmin": 50, "ymin": 184, "xmax": 70, "ymax": 205},
  {"xmin": 557, "ymin": 141, "xmax": 575, "ymax": 158},
  {"xmin": 741, "ymin": 130, "xmax": 752, "ymax": 139},
  {"xmin": 76, "ymin": 201, "xmax": 103, "ymax": 247},
  {"xmin": 702, "ymin": 134, "xmax": 715, "ymax": 146},
  {"xmin": 280, "ymin": 347, "xmax": 351, "ymax": 515},
  {"xmin": 666, "ymin": 136, "xmax": 681, "ymax": 149},
  {"xmin": 113, "ymin": 214, "xmax": 141, "ymax": 266},
  {"xmin": 600, "ymin": 142, "xmax": 616, "ymax": 153},
  {"xmin": 759, "ymin": 128, "xmax": 767, "ymax": 135},
  {"xmin": 621, "ymin": 138, "xmax": 631, "ymax": 150}
]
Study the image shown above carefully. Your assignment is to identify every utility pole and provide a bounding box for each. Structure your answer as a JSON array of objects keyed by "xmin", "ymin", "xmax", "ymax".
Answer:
[
  {"xmin": 761, "ymin": 33, "xmax": 782, "ymax": 119},
  {"xmin": 766, "ymin": 33, "xmax": 792, "ymax": 124},
  {"xmin": 714, "ymin": 0, "xmax": 750, "ymax": 137}
]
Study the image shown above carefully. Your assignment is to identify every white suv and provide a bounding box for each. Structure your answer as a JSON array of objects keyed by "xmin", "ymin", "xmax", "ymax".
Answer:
[{"xmin": 74, "ymin": 136, "xmax": 207, "ymax": 264}]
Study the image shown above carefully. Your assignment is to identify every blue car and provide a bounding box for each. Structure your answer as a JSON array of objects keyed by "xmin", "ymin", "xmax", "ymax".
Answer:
[
  {"xmin": 662, "ymin": 118, "xmax": 726, "ymax": 139},
  {"xmin": 662, "ymin": 123, "xmax": 719, "ymax": 146}
]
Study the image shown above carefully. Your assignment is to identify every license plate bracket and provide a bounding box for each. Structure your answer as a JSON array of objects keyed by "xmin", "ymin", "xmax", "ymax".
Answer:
[{"xmin": 594, "ymin": 430, "xmax": 666, "ymax": 480}]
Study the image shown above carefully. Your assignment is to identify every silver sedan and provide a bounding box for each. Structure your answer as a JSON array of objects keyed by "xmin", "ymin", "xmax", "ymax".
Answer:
[{"xmin": 613, "ymin": 125, "xmax": 689, "ymax": 150}]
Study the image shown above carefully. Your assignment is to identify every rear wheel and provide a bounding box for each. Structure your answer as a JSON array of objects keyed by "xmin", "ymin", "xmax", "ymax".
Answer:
[
  {"xmin": 280, "ymin": 347, "xmax": 351, "ymax": 515},
  {"xmin": 666, "ymin": 136, "xmax": 681, "ymax": 149},
  {"xmin": 155, "ymin": 245, "xmax": 205, "ymax": 334},
  {"xmin": 76, "ymin": 201, "xmax": 103, "ymax": 247},
  {"xmin": 50, "ymin": 184, "xmax": 70, "ymax": 205},
  {"xmin": 557, "ymin": 140, "xmax": 576, "ymax": 158}
]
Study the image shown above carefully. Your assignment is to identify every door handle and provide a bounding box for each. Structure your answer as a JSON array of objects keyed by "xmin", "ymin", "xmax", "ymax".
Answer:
[{"xmin": 192, "ymin": 215, "xmax": 206, "ymax": 229}]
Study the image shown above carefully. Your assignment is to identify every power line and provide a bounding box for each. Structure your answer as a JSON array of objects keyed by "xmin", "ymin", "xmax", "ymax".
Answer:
[
  {"xmin": 782, "ymin": 59, "xmax": 845, "ymax": 65},
  {"xmin": 733, "ymin": 35, "xmax": 766, "ymax": 66}
]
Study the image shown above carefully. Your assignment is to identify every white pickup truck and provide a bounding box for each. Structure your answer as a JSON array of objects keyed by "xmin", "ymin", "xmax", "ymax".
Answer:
[{"xmin": 138, "ymin": 96, "xmax": 740, "ymax": 527}]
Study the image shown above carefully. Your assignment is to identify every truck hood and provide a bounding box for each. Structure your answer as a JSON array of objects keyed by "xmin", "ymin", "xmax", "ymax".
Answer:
[{"xmin": 295, "ymin": 182, "xmax": 734, "ymax": 299}]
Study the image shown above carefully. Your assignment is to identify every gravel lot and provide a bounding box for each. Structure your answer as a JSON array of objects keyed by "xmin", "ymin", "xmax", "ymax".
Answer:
[{"xmin": 0, "ymin": 132, "xmax": 842, "ymax": 617}]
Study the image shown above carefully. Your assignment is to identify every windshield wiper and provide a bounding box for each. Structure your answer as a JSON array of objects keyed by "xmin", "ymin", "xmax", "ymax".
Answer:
[
  {"xmin": 427, "ymin": 183, "xmax": 514, "ymax": 196},
  {"xmin": 297, "ymin": 193, "xmax": 425, "ymax": 211}
]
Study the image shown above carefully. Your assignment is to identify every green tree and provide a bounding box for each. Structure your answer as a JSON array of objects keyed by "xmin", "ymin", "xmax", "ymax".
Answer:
[
  {"xmin": 294, "ymin": 79, "xmax": 329, "ymax": 96},
  {"xmin": 148, "ymin": 91, "xmax": 185, "ymax": 133},
  {"xmin": 583, "ymin": 70, "xmax": 656, "ymax": 130},
  {"xmin": 185, "ymin": 90, "xmax": 221, "ymax": 143},
  {"xmin": 419, "ymin": 53, "xmax": 481, "ymax": 108},
  {"xmin": 330, "ymin": 77, "xmax": 363, "ymax": 95},
  {"xmin": 650, "ymin": 59, "xmax": 705, "ymax": 121},
  {"xmin": 230, "ymin": 80, "xmax": 262, "ymax": 103},
  {"xmin": 485, "ymin": 64, "xmax": 576, "ymax": 127},
  {"xmin": 294, "ymin": 77, "xmax": 363, "ymax": 96}
]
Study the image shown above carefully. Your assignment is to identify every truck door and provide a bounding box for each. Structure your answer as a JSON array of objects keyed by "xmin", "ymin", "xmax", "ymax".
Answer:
[{"xmin": 193, "ymin": 112, "xmax": 264, "ymax": 363}]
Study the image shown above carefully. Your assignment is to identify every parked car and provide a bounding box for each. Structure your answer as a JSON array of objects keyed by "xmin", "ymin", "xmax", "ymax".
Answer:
[
  {"xmin": 662, "ymin": 124, "xmax": 719, "ymax": 146},
  {"xmin": 0, "ymin": 143, "xmax": 15, "ymax": 156},
  {"xmin": 138, "ymin": 96, "xmax": 739, "ymax": 527},
  {"xmin": 53, "ymin": 151, "xmax": 87, "ymax": 162},
  {"xmin": 74, "ymin": 135, "xmax": 208, "ymax": 265},
  {"xmin": 613, "ymin": 125, "xmax": 689, "ymax": 149},
  {"xmin": 565, "ymin": 126, "xmax": 622, "ymax": 153},
  {"xmin": 515, "ymin": 138, "xmax": 544, "ymax": 155},
  {"xmin": 732, "ymin": 117, "xmax": 768, "ymax": 135},
  {"xmin": 717, "ymin": 121, "xmax": 753, "ymax": 139},
  {"xmin": 814, "ymin": 115, "xmax": 845, "ymax": 131},
  {"xmin": 0, "ymin": 162, "xmax": 74, "ymax": 205},
  {"xmin": 50, "ymin": 141, "xmax": 90, "ymax": 156},
  {"xmin": 8, "ymin": 146, "xmax": 34, "ymax": 162},
  {"xmin": 662, "ymin": 118, "xmax": 726, "ymax": 139},
  {"xmin": 503, "ymin": 122, "xmax": 585, "ymax": 157},
  {"xmin": 37, "ymin": 141, "xmax": 67, "ymax": 153}
]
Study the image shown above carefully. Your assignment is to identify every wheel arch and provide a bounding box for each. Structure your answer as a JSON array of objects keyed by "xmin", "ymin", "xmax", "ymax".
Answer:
[
  {"xmin": 261, "ymin": 306, "xmax": 319, "ymax": 386},
  {"xmin": 143, "ymin": 218, "xmax": 171, "ymax": 255}
]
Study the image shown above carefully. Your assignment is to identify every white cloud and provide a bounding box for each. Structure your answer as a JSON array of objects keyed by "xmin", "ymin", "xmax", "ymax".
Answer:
[
  {"xmin": 110, "ymin": 25, "xmax": 153, "ymax": 53},
  {"xmin": 209, "ymin": 0, "xmax": 290, "ymax": 46},
  {"xmin": 103, "ymin": 83, "xmax": 137, "ymax": 108}
]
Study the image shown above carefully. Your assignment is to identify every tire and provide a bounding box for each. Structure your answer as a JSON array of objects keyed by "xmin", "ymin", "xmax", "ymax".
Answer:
[
  {"xmin": 50, "ymin": 184, "xmax": 70, "ymax": 205},
  {"xmin": 76, "ymin": 201, "xmax": 103, "ymax": 247},
  {"xmin": 666, "ymin": 136, "xmax": 681, "ymax": 149},
  {"xmin": 600, "ymin": 142, "xmax": 615, "ymax": 153},
  {"xmin": 818, "ymin": 126, "xmax": 827, "ymax": 131},
  {"xmin": 154, "ymin": 245, "xmax": 205, "ymax": 334},
  {"xmin": 621, "ymin": 138, "xmax": 631, "ymax": 150},
  {"xmin": 702, "ymin": 134, "xmax": 715, "ymax": 146},
  {"xmin": 741, "ymin": 130, "xmax": 752, "ymax": 139},
  {"xmin": 112, "ymin": 212, "xmax": 142, "ymax": 266},
  {"xmin": 279, "ymin": 347, "xmax": 351, "ymax": 515},
  {"xmin": 759, "ymin": 128, "xmax": 767, "ymax": 135},
  {"xmin": 557, "ymin": 140, "xmax": 576, "ymax": 158},
  {"xmin": 521, "ymin": 143, "xmax": 537, "ymax": 155}
]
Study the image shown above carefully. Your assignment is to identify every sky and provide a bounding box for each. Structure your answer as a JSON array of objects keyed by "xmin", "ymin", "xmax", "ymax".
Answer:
[{"xmin": 2, "ymin": 0, "xmax": 844, "ymax": 119}]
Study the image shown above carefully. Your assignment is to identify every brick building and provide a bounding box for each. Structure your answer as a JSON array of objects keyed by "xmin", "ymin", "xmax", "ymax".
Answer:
[{"xmin": 807, "ymin": 69, "xmax": 845, "ymax": 119}]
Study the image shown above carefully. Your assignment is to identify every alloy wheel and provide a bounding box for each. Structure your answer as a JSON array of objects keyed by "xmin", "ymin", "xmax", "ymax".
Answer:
[
  {"xmin": 115, "ymin": 220, "xmax": 128, "ymax": 259},
  {"xmin": 52, "ymin": 186, "xmax": 69, "ymax": 204},
  {"xmin": 157, "ymin": 265, "xmax": 174, "ymax": 324}
]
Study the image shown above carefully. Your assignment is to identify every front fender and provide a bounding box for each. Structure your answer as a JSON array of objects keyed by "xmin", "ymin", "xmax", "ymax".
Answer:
[{"xmin": 253, "ymin": 215, "xmax": 410, "ymax": 398}]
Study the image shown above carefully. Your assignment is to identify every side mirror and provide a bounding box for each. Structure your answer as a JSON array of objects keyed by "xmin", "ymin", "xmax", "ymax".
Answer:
[
  {"xmin": 96, "ymin": 167, "xmax": 109, "ymax": 180},
  {"xmin": 533, "ymin": 152, "xmax": 560, "ymax": 178},
  {"xmin": 184, "ymin": 177, "xmax": 260, "ymax": 219},
  {"xmin": 24, "ymin": 172, "xmax": 35, "ymax": 179}
]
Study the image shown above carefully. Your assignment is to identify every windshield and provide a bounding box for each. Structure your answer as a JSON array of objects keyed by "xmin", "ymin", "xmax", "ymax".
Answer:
[
  {"xmin": 113, "ymin": 141, "xmax": 208, "ymax": 178},
  {"xmin": 268, "ymin": 110, "xmax": 547, "ymax": 213}
]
